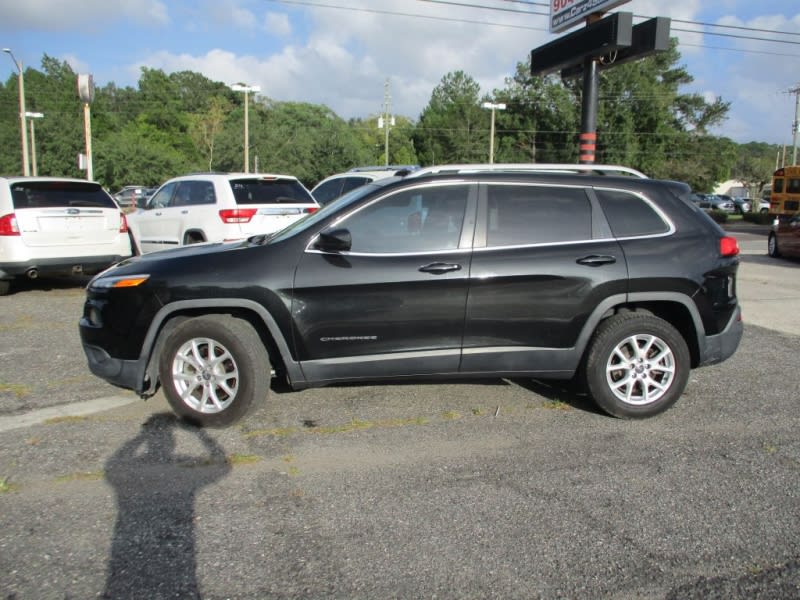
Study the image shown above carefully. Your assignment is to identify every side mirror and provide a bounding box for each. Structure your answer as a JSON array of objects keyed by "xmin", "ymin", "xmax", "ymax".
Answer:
[{"xmin": 314, "ymin": 228, "xmax": 352, "ymax": 252}]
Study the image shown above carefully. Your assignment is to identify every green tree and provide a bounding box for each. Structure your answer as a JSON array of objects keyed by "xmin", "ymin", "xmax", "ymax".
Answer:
[
  {"xmin": 414, "ymin": 71, "xmax": 487, "ymax": 165},
  {"xmin": 349, "ymin": 115, "xmax": 418, "ymax": 166},
  {"xmin": 494, "ymin": 61, "xmax": 579, "ymax": 163},
  {"xmin": 189, "ymin": 95, "xmax": 233, "ymax": 171}
]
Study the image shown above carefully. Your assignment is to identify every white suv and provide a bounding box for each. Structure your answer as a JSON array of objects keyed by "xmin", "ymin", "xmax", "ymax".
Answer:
[
  {"xmin": 127, "ymin": 173, "xmax": 318, "ymax": 254},
  {"xmin": 0, "ymin": 177, "xmax": 132, "ymax": 295},
  {"xmin": 311, "ymin": 166, "xmax": 419, "ymax": 205}
]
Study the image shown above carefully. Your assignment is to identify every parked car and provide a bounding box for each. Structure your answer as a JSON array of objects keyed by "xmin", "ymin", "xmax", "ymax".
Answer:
[
  {"xmin": 126, "ymin": 173, "xmax": 318, "ymax": 254},
  {"xmin": 768, "ymin": 214, "xmax": 800, "ymax": 259},
  {"xmin": 311, "ymin": 165, "xmax": 419, "ymax": 205},
  {"xmin": 692, "ymin": 193, "xmax": 736, "ymax": 213},
  {"xmin": 718, "ymin": 194, "xmax": 750, "ymax": 214},
  {"xmin": 113, "ymin": 186, "xmax": 153, "ymax": 208},
  {"xmin": 80, "ymin": 166, "xmax": 743, "ymax": 427},
  {"xmin": 0, "ymin": 177, "xmax": 132, "ymax": 295}
]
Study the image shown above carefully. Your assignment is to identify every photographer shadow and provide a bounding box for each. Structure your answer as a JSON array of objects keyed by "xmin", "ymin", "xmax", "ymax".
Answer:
[{"xmin": 103, "ymin": 413, "xmax": 231, "ymax": 599}]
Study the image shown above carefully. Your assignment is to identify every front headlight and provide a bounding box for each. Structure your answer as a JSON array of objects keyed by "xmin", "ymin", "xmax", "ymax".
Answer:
[{"xmin": 89, "ymin": 274, "xmax": 150, "ymax": 291}]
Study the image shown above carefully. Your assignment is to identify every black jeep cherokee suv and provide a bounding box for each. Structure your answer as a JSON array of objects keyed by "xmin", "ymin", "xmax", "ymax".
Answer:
[{"xmin": 80, "ymin": 169, "xmax": 742, "ymax": 427}]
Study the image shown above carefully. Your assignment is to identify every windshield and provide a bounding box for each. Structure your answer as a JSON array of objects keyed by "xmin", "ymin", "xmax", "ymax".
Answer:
[{"xmin": 267, "ymin": 179, "xmax": 397, "ymax": 243}]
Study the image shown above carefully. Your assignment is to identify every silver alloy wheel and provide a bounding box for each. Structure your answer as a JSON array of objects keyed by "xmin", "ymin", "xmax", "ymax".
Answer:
[
  {"xmin": 768, "ymin": 235, "xmax": 777, "ymax": 256},
  {"xmin": 605, "ymin": 333, "xmax": 675, "ymax": 406},
  {"xmin": 171, "ymin": 336, "xmax": 240, "ymax": 414}
]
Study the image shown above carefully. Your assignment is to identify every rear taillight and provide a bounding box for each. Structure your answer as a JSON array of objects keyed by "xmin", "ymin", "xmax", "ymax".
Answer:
[
  {"xmin": 219, "ymin": 208, "xmax": 258, "ymax": 224},
  {"xmin": 720, "ymin": 236, "xmax": 739, "ymax": 257},
  {"xmin": 119, "ymin": 212, "xmax": 129, "ymax": 233},
  {"xmin": 303, "ymin": 207, "xmax": 319, "ymax": 214},
  {"xmin": 0, "ymin": 213, "xmax": 20, "ymax": 236}
]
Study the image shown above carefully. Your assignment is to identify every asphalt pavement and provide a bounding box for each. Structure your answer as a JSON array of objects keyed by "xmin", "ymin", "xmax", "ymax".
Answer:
[{"xmin": 0, "ymin": 227, "xmax": 799, "ymax": 599}]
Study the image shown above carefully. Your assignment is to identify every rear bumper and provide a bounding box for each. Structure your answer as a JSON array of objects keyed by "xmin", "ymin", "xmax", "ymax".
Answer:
[
  {"xmin": 698, "ymin": 305, "xmax": 743, "ymax": 367},
  {"xmin": 0, "ymin": 255, "xmax": 127, "ymax": 279}
]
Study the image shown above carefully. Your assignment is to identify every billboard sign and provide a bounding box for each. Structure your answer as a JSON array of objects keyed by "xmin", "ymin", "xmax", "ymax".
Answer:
[{"xmin": 550, "ymin": 0, "xmax": 630, "ymax": 33}]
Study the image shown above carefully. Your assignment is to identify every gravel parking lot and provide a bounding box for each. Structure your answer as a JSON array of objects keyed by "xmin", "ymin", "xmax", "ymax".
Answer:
[{"xmin": 0, "ymin": 229, "xmax": 799, "ymax": 599}]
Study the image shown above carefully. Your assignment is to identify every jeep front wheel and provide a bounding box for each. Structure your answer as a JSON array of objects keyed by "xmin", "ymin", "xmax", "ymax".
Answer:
[
  {"xmin": 583, "ymin": 313, "xmax": 690, "ymax": 419},
  {"xmin": 158, "ymin": 315, "xmax": 270, "ymax": 427}
]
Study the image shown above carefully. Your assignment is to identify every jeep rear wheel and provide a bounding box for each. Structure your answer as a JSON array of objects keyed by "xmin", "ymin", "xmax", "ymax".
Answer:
[
  {"xmin": 583, "ymin": 313, "xmax": 690, "ymax": 419},
  {"xmin": 158, "ymin": 315, "xmax": 270, "ymax": 427}
]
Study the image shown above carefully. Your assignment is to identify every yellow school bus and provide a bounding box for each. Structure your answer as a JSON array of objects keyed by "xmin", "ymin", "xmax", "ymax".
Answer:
[{"xmin": 770, "ymin": 165, "xmax": 800, "ymax": 215}]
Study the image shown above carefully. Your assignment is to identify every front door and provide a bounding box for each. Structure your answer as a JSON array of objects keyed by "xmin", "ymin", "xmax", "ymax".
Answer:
[{"xmin": 292, "ymin": 183, "xmax": 477, "ymax": 384}]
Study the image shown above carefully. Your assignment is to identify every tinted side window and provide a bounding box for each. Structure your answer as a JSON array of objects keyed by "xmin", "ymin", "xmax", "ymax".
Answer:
[
  {"xmin": 148, "ymin": 182, "xmax": 176, "ymax": 209},
  {"xmin": 10, "ymin": 181, "xmax": 116, "ymax": 209},
  {"xmin": 312, "ymin": 179, "xmax": 345, "ymax": 205},
  {"xmin": 340, "ymin": 176, "xmax": 372, "ymax": 195},
  {"xmin": 343, "ymin": 184, "xmax": 469, "ymax": 253},
  {"xmin": 773, "ymin": 178, "xmax": 784, "ymax": 194},
  {"xmin": 486, "ymin": 185, "xmax": 591, "ymax": 247},
  {"xmin": 171, "ymin": 181, "xmax": 215, "ymax": 207},
  {"xmin": 595, "ymin": 189, "xmax": 669, "ymax": 237}
]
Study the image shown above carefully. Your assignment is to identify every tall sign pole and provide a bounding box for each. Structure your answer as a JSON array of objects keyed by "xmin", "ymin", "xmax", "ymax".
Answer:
[{"xmin": 78, "ymin": 74, "xmax": 95, "ymax": 181}]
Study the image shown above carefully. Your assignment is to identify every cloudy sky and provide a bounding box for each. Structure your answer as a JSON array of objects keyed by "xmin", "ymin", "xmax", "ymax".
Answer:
[{"xmin": 1, "ymin": 0, "xmax": 798, "ymax": 146}]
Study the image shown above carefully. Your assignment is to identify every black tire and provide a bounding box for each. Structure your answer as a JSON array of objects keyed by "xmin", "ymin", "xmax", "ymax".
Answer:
[
  {"xmin": 158, "ymin": 315, "xmax": 270, "ymax": 427},
  {"xmin": 184, "ymin": 232, "xmax": 205, "ymax": 245},
  {"xmin": 582, "ymin": 313, "xmax": 690, "ymax": 419},
  {"xmin": 768, "ymin": 233, "xmax": 781, "ymax": 258},
  {"xmin": 0, "ymin": 279, "xmax": 10, "ymax": 296}
]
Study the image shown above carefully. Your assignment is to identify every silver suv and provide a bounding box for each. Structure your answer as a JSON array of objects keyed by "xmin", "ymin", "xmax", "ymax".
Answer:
[
  {"xmin": 127, "ymin": 173, "xmax": 318, "ymax": 254},
  {"xmin": 0, "ymin": 177, "xmax": 132, "ymax": 295}
]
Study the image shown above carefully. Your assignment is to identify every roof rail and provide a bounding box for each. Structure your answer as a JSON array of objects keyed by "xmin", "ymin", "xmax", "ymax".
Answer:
[
  {"xmin": 407, "ymin": 163, "xmax": 648, "ymax": 179},
  {"xmin": 348, "ymin": 165, "xmax": 420, "ymax": 173}
]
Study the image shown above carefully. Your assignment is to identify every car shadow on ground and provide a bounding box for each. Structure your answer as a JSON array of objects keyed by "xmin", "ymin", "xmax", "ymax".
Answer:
[
  {"xmin": 740, "ymin": 253, "xmax": 800, "ymax": 268},
  {"xmin": 5, "ymin": 274, "xmax": 92, "ymax": 295},
  {"xmin": 506, "ymin": 378, "xmax": 604, "ymax": 415}
]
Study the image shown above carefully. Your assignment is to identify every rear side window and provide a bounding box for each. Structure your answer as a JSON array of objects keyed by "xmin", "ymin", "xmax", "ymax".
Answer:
[
  {"xmin": 171, "ymin": 181, "xmax": 215, "ymax": 207},
  {"xmin": 10, "ymin": 181, "xmax": 117, "ymax": 209},
  {"xmin": 486, "ymin": 185, "xmax": 591, "ymax": 246},
  {"xmin": 230, "ymin": 178, "xmax": 315, "ymax": 205},
  {"xmin": 595, "ymin": 189, "xmax": 669, "ymax": 237}
]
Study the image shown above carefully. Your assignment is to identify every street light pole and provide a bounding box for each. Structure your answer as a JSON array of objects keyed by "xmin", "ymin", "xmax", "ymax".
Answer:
[
  {"xmin": 25, "ymin": 112, "xmax": 43, "ymax": 176},
  {"xmin": 3, "ymin": 48, "xmax": 30, "ymax": 176},
  {"xmin": 230, "ymin": 84, "xmax": 261, "ymax": 173},
  {"xmin": 481, "ymin": 101, "xmax": 506, "ymax": 164}
]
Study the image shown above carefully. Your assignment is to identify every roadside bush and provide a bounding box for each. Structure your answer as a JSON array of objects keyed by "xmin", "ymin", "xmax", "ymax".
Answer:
[
  {"xmin": 743, "ymin": 211, "xmax": 774, "ymax": 225},
  {"xmin": 708, "ymin": 210, "xmax": 729, "ymax": 223}
]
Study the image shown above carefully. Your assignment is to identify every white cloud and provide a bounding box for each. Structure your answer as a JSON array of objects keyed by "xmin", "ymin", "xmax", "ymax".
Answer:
[
  {"xmin": 264, "ymin": 12, "xmax": 292, "ymax": 37},
  {"xmin": 0, "ymin": 0, "xmax": 168, "ymax": 31}
]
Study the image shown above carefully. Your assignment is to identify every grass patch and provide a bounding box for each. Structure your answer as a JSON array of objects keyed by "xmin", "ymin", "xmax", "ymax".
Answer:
[
  {"xmin": 227, "ymin": 454, "xmax": 261, "ymax": 465},
  {"xmin": 55, "ymin": 471, "xmax": 104, "ymax": 483},
  {"xmin": 442, "ymin": 411, "xmax": 461, "ymax": 420},
  {"xmin": 0, "ymin": 477, "xmax": 17, "ymax": 494},
  {"xmin": 0, "ymin": 383, "xmax": 31, "ymax": 398},
  {"xmin": 541, "ymin": 400, "xmax": 571, "ymax": 411},
  {"xmin": 44, "ymin": 415, "xmax": 90, "ymax": 425}
]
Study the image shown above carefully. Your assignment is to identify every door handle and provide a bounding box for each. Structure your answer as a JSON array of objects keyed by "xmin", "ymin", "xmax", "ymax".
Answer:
[
  {"xmin": 576, "ymin": 255, "xmax": 616, "ymax": 266},
  {"xmin": 419, "ymin": 262, "xmax": 462, "ymax": 274}
]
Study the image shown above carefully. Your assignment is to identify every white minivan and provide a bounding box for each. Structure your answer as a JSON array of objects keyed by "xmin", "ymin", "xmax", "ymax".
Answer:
[{"xmin": 0, "ymin": 177, "xmax": 132, "ymax": 295}]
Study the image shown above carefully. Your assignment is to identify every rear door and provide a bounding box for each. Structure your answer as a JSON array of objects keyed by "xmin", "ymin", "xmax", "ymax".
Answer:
[
  {"xmin": 10, "ymin": 181, "xmax": 124, "ymax": 248},
  {"xmin": 461, "ymin": 182, "xmax": 628, "ymax": 375}
]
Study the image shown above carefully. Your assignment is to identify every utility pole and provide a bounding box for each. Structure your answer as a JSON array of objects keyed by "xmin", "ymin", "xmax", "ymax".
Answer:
[
  {"xmin": 3, "ymin": 49, "xmax": 30, "ymax": 176},
  {"xmin": 377, "ymin": 79, "xmax": 394, "ymax": 166},
  {"xmin": 791, "ymin": 83, "xmax": 800, "ymax": 165},
  {"xmin": 230, "ymin": 84, "xmax": 261, "ymax": 173},
  {"xmin": 481, "ymin": 102, "xmax": 506, "ymax": 164}
]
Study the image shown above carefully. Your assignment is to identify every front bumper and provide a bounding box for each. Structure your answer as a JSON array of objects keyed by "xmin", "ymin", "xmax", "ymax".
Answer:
[{"xmin": 81, "ymin": 342, "xmax": 147, "ymax": 395}]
